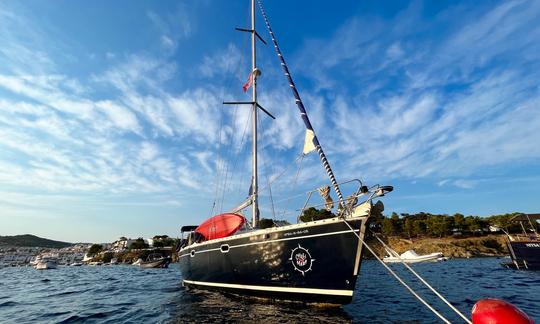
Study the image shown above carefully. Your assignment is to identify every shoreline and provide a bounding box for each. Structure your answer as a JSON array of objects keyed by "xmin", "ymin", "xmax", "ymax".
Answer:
[{"xmin": 365, "ymin": 234, "xmax": 509, "ymax": 259}]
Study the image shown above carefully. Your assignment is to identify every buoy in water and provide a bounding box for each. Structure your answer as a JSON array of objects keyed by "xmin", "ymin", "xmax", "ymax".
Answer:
[{"xmin": 472, "ymin": 298, "xmax": 534, "ymax": 324}]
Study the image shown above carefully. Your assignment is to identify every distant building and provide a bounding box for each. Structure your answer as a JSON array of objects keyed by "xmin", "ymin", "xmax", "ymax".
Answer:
[{"xmin": 112, "ymin": 238, "xmax": 134, "ymax": 250}]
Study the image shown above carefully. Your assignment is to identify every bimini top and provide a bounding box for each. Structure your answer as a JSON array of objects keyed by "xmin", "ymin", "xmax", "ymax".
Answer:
[
  {"xmin": 180, "ymin": 225, "xmax": 198, "ymax": 232},
  {"xmin": 195, "ymin": 213, "xmax": 245, "ymax": 241},
  {"xmin": 510, "ymin": 213, "xmax": 540, "ymax": 222}
]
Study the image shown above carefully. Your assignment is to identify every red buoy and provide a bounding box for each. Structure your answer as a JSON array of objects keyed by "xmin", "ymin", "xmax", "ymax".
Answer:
[
  {"xmin": 195, "ymin": 213, "xmax": 245, "ymax": 241},
  {"xmin": 472, "ymin": 299, "xmax": 534, "ymax": 324}
]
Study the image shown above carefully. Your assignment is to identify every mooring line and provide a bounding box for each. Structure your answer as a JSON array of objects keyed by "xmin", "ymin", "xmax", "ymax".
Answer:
[
  {"xmin": 370, "ymin": 232, "xmax": 472, "ymax": 324},
  {"xmin": 340, "ymin": 219, "xmax": 452, "ymax": 323}
]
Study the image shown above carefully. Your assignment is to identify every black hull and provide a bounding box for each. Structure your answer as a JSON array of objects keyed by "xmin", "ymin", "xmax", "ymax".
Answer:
[
  {"xmin": 507, "ymin": 241, "xmax": 540, "ymax": 270},
  {"xmin": 179, "ymin": 217, "xmax": 368, "ymax": 304}
]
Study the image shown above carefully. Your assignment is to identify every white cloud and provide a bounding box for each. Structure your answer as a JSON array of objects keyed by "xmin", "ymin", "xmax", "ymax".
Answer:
[
  {"xmin": 95, "ymin": 100, "xmax": 141, "ymax": 134},
  {"xmin": 199, "ymin": 43, "xmax": 244, "ymax": 78},
  {"xmin": 286, "ymin": 0, "xmax": 540, "ymax": 188},
  {"xmin": 168, "ymin": 88, "xmax": 221, "ymax": 143}
]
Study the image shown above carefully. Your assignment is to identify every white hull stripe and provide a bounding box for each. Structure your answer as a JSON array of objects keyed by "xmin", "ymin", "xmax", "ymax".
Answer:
[
  {"xmin": 183, "ymin": 280, "xmax": 353, "ymax": 296},
  {"xmin": 179, "ymin": 229, "xmax": 359, "ymax": 258}
]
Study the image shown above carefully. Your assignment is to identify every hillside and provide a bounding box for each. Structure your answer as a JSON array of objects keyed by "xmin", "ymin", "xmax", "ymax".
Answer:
[
  {"xmin": 366, "ymin": 234, "xmax": 509, "ymax": 259},
  {"xmin": 0, "ymin": 234, "xmax": 73, "ymax": 248}
]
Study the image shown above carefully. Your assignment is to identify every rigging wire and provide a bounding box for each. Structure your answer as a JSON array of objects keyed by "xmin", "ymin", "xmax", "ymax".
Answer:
[
  {"xmin": 213, "ymin": 11, "xmax": 253, "ymax": 213},
  {"xmin": 222, "ymin": 108, "xmax": 252, "ymax": 210},
  {"xmin": 210, "ymin": 93, "xmax": 227, "ymax": 217},
  {"xmin": 279, "ymin": 154, "xmax": 305, "ymax": 221},
  {"xmin": 370, "ymin": 231, "xmax": 472, "ymax": 324},
  {"xmin": 256, "ymin": 112, "xmax": 277, "ymax": 219},
  {"xmin": 339, "ymin": 219, "xmax": 452, "ymax": 324}
]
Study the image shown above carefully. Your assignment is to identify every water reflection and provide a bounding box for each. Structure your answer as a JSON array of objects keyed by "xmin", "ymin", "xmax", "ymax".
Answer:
[{"xmin": 167, "ymin": 287, "xmax": 353, "ymax": 323}]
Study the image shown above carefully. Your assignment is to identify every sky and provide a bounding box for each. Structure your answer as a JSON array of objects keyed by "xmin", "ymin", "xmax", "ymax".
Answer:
[{"xmin": 0, "ymin": 0, "xmax": 539, "ymax": 243}]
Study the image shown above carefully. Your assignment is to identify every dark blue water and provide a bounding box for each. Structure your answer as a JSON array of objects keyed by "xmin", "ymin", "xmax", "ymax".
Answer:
[{"xmin": 0, "ymin": 258, "xmax": 539, "ymax": 323}]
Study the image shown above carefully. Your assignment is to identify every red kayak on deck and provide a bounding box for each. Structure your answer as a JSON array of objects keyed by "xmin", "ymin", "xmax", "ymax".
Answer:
[{"xmin": 195, "ymin": 213, "xmax": 245, "ymax": 241}]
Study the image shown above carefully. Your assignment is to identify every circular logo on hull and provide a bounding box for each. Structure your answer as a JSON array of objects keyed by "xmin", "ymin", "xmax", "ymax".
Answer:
[{"xmin": 289, "ymin": 244, "xmax": 315, "ymax": 276}]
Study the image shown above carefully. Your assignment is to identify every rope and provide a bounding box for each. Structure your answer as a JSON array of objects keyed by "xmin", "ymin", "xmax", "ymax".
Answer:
[
  {"xmin": 339, "ymin": 219, "xmax": 452, "ymax": 323},
  {"xmin": 370, "ymin": 232, "xmax": 472, "ymax": 324}
]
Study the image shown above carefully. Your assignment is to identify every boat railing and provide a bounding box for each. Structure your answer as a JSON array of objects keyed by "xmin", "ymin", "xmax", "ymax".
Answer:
[
  {"xmin": 508, "ymin": 233, "xmax": 540, "ymax": 242},
  {"xmin": 297, "ymin": 179, "xmax": 393, "ymax": 222}
]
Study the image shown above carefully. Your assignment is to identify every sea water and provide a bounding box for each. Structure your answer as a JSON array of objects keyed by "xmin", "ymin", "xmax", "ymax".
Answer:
[{"xmin": 0, "ymin": 258, "xmax": 539, "ymax": 323}]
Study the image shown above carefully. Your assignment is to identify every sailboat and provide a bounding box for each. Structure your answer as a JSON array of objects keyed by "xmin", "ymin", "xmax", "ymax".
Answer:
[{"xmin": 178, "ymin": 0, "xmax": 393, "ymax": 305}]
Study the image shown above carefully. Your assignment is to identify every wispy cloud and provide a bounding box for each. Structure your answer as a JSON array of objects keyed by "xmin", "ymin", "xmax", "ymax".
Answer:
[{"xmin": 291, "ymin": 0, "xmax": 540, "ymax": 186}]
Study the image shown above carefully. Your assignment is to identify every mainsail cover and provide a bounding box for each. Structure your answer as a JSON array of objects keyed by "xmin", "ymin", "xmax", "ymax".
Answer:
[{"xmin": 258, "ymin": 0, "xmax": 346, "ymax": 208}]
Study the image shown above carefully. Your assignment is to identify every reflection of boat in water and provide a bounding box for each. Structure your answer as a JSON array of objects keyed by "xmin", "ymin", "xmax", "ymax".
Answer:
[
  {"xmin": 138, "ymin": 253, "xmax": 171, "ymax": 269},
  {"xmin": 501, "ymin": 213, "xmax": 540, "ymax": 270},
  {"xmin": 383, "ymin": 249, "xmax": 444, "ymax": 264}
]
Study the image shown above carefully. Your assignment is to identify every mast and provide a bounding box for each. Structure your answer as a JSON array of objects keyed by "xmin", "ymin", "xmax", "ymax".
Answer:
[
  {"xmin": 225, "ymin": 0, "xmax": 273, "ymax": 224},
  {"xmin": 250, "ymin": 0, "xmax": 259, "ymax": 228}
]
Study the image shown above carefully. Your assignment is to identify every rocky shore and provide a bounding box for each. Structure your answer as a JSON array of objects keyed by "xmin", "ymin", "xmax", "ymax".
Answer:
[
  {"xmin": 90, "ymin": 248, "xmax": 176, "ymax": 264},
  {"xmin": 366, "ymin": 234, "xmax": 509, "ymax": 259}
]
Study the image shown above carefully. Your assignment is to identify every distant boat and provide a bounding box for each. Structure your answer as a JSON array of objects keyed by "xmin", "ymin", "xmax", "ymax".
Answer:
[
  {"xmin": 82, "ymin": 254, "xmax": 93, "ymax": 262},
  {"xmin": 502, "ymin": 213, "xmax": 540, "ymax": 270},
  {"xmin": 383, "ymin": 249, "xmax": 444, "ymax": 264},
  {"xmin": 34, "ymin": 257, "xmax": 58, "ymax": 270},
  {"xmin": 109, "ymin": 258, "xmax": 118, "ymax": 265},
  {"xmin": 88, "ymin": 261, "xmax": 103, "ymax": 266},
  {"xmin": 138, "ymin": 253, "xmax": 171, "ymax": 269},
  {"xmin": 70, "ymin": 262, "xmax": 83, "ymax": 266}
]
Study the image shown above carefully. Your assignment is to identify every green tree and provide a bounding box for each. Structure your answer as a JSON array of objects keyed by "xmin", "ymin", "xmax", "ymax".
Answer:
[
  {"xmin": 465, "ymin": 216, "xmax": 482, "ymax": 232},
  {"xmin": 381, "ymin": 218, "xmax": 395, "ymax": 236},
  {"xmin": 412, "ymin": 220, "xmax": 427, "ymax": 236},
  {"xmin": 130, "ymin": 238, "xmax": 149, "ymax": 250},
  {"xmin": 88, "ymin": 244, "xmax": 103, "ymax": 257},
  {"xmin": 403, "ymin": 217, "xmax": 414, "ymax": 238},
  {"xmin": 453, "ymin": 213, "xmax": 465, "ymax": 230},
  {"xmin": 427, "ymin": 215, "xmax": 450, "ymax": 237},
  {"xmin": 300, "ymin": 207, "xmax": 334, "ymax": 222},
  {"xmin": 102, "ymin": 252, "xmax": 114, "ymax": 263},
  {"xmin": 259, "ymin": 218, "xmax": 275, "ymax": 229},
  {"xmin": 153, "ymin": 241, "xmax": 164, "ymax": 248}
]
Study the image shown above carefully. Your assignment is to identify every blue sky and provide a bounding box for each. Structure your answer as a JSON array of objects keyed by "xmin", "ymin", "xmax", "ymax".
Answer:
[{"xmin": 1, "ymin": 0, "xmax": 539, "ymax": 243}]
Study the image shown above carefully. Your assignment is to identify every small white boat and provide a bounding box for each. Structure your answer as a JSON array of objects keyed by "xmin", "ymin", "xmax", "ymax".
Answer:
[
  {"xmin": 383, "ymin": 249, "xmax": 444, "ymax": 263},
  {"xmin": 70, "ymin": 262, "xmax": 83, "ymax": 266},
  {"xmin": 88, "ymin": 261, "xmax": 103, "ymax": 266},
  {"xmin": 35, "ymin": 259, "xmax": 57, "ymax": 270}
]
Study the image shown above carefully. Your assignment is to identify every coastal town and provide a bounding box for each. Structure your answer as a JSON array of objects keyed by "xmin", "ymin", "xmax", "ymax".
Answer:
[{"xmin": 0, "ymin": 236, "xmax": 176, "ymax": 268}]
